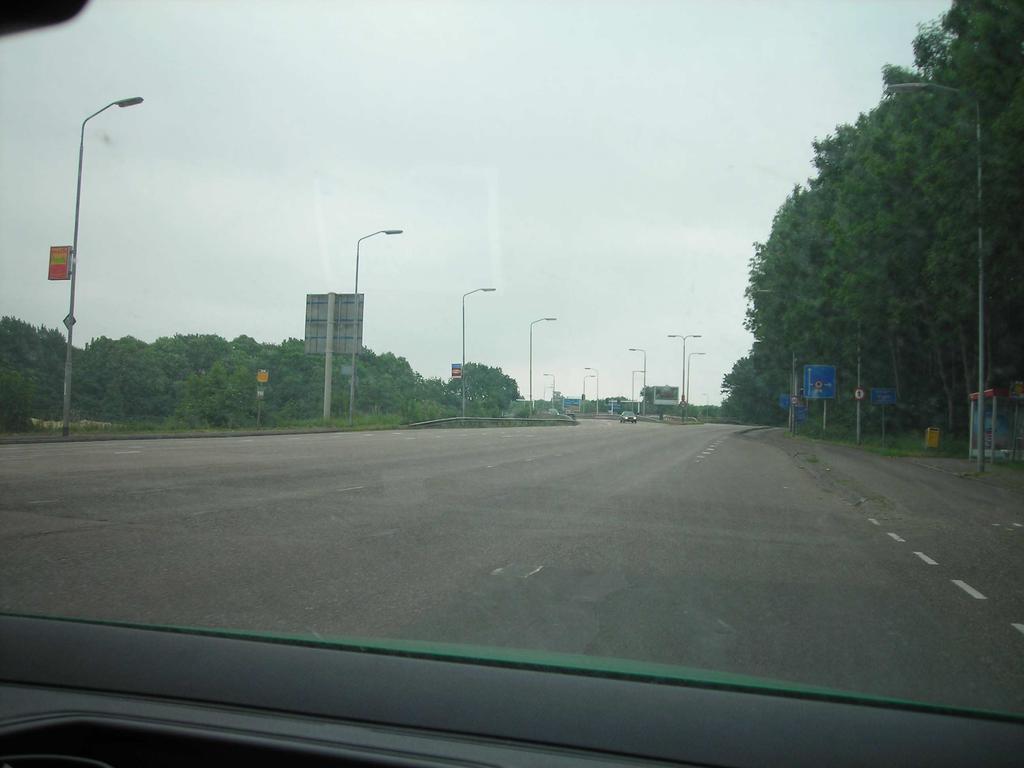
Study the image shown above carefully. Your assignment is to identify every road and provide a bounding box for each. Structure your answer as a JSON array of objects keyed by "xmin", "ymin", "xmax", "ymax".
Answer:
[{"xmin": 2, "ymin": 420, "xmax": 1022, "ymax": 713}]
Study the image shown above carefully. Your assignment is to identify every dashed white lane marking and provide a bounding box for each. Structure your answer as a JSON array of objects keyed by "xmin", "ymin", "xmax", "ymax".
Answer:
[
  {"xmin": 952, "ymin": 580, "xmax": 987, "ymax": 600},
  {"xmin": 404, "ymin": 437, "xmax": 416, "ymax": 440},
  {"xmin": 490, "ymin": 567, "xmax": 504, "ymax": 575},
  {"xmin": 887, "ymin": 532, "xmax": 906, "ymax": 543},
  {"xmin": 114, "ymin": 450, "xmax": 142, "ymax": 454},
  {"xmin": 337, "ymin": 486, "xmax": 365, "ymax": 492},
  {"xmin": 913, "ymin": 551, "xmax": 938, "ymax": 565},
  {"xmin": 287, "ymin": 436, "xmax": 304, "ymax": 440},
  {"xmin": 27, "ymin": 499, "xmax": 58, "ymax": 505},
  {"xmin": 1014, "ymin": 523, "xmax": 1023, "ymax": 528},
  {"xmin": 485, "ymin": 465, "xmax": 496, "ymax": 468},
  {"xmin": 1013, "ymin": 623, "xmax": 1024, "ymax": 636},
  {"xmin": 868, "ymin": 518, "xmax": 880, "ymax": 526},
  {"xmin": 524, "ymin": 566, "xmax": 544, "ymax": 578},
  {"xmin": 525, "ymin": 458, "xmax": 535, "ymax": 462}
]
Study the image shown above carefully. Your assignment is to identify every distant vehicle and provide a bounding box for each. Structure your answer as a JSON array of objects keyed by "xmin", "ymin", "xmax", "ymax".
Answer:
[{"xmin": 619, "ymin": 411, "xmax": 637, "ymax": 423}]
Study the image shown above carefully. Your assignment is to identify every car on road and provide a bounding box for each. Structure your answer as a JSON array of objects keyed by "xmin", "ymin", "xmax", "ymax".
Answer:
[{"xmin": 619, "ymin": 411, "xmax": 637, "ymax": 423}]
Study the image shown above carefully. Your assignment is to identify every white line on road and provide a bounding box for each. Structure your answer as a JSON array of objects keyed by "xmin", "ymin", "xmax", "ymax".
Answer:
[
  {"xmin": 951, "ymin": 580, "xmax": 987, "ymax": 600},
  {"xmin": 404, "ymin": 437, "xmax": 416, "ymax": 440},
  {"xmin": 867, "ymin": 518, "xmax": 880, "ymax": 526},
  {"xmin": 1014, "ymin": 523, "xmax": 1023, "ymax": 528},
  {"xmin": 1013, "ymin": 623, "xmax": 1024, "ymax": 636},
  {"xmin": 485, "ymin": 465, "xmax": 496, "ymax": 468},
  {"xmin": 524, "ymin": 566, "xmax": 544, "ymax": 578},
  {"xmin": 337, "ymin": 486, "xmax": 365, "ymax": 492},
  {"xmin": 114, "ymin": 450, "xmax": 142, "ymax": 454},
  {"xmin": 27, "ymin": 499, "xmax": 58, "ymax": 505},
  {"xmin": 490, "ymin": 567, "xmax": 505, "ymax": 575},
  {"xmin": 887, "ymin": 532, "xmax": 906, "ymax": 543},
  {"xmin": 913, "ymin": 551, "xmax": 938, "ymax": 565}
]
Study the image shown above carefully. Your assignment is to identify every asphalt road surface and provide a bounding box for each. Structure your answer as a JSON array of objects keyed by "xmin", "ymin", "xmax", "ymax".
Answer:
[{"xmin": 2, "ymin": 420, "xmax": 1022, "ymax": 713}]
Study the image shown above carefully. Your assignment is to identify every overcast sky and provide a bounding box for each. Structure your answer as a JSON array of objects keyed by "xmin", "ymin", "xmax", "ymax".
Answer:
[{"xmin": 0, "ymin": 0, "xmax": 948, "ymax": 405}]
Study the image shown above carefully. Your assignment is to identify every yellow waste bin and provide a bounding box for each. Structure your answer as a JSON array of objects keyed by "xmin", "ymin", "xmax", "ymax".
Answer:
[{"xmin": 925, "ymin": 427, "xmax": 941, "ymax": 449}]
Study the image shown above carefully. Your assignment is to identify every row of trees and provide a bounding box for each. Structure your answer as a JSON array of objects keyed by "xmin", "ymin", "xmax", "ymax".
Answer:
[
  {"xmin": 0, "ymin": 316, "xmax": 520, "ymax": 430},
  {"xmin": 722, "ymin": 0, "xmax": 1023, "ymax": 435}
]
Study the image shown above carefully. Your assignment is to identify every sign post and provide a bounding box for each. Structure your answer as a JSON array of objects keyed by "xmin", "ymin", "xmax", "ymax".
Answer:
[
  {"xmin": 1011, "ymin": 381, "xmax": 1023, "ymax": 462},
  {"xmin": 304, "ymin": 293, "xmax": 364, "ymax": 421},
  {"xmin": 803, "ymin": 364, "xmax": 836, "ymax": 433},
  {"xmin": 854, "ymin": 386, "xmax": 866, "ymax": 445},
  {"xmin": 870, "ymin": 388, "xmax": 898, "ymax": 447},
  {"xmin": 255, "ymin": 369, "xmax": 269, "ymax": 429}
]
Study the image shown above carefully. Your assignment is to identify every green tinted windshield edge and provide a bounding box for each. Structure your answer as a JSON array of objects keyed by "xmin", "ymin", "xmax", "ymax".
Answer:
[{"xmin": 7, "ymin": 611, "xmax": 1021, "ymax": 723}]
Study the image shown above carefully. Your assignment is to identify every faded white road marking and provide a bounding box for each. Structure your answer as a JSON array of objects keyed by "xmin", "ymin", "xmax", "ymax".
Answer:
[
  {"xmin": 27, "ymin": 499, "xmax": 58, "ymax": 505},
  {"xmin": 867, "ymin": 518, "xmax": 880, "ymax": 526},
  {"xmin": 952, "ymin": 580, "xmax": 987, "ymax": 600},
  {"xmin": 913, "ymin": 551, "xmax": 938, "ymax": 565},
  {"xmin": 887, "ymin": 532, "xmax": 906, "ymax": 543},
  {"xmin": 485, "ymin": 465, "xmax": 496, "ymax": 468},
  {"xmin": 490, "ymin": 567, "xmax": 505, "ymax": 575},
  {"xmin": 1013, "ymin": 523, "xmax": 1023, "ymax": 528},
  {"xmin": 524, "ymin": 566, "xmax": 544, "ymax": 578},
  {"xmin": 337, "ymin": 486, "xmax": 365, "ymax": 492},
  {"xmin": 114, "ymin": 450, "xmax": 142, "ymax": 455},
  {"xmin": 1013, "ymin": 623, "xmax": 1024, "ymax": 636}
]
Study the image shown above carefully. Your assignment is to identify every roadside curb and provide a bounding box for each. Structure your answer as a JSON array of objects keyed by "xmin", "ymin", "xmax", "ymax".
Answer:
[{"xmin": 0, "ymin": 425, "xmax": 404, "ymax": 445}]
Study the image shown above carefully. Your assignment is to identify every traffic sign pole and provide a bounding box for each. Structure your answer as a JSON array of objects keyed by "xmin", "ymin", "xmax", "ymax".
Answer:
[{"xmin": 856, "ymin": 328, "xmax": 862, "ymax": 445}]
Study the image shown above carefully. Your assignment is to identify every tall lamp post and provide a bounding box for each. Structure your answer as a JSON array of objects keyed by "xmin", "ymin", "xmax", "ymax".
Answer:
[
  {"xmin": 462, "ymin": 287, "xmax": 496, "ymax": 417},
  {"xmin": 632, "ymin": 369, "xmax": 643, "ymax": 408},
  {"xmin": 543, "ymin": 373, "xmax": 555, "ymax": 405},
  {"xmin": 347, "ymin": 229, "xmax": 403, "ymax": 425},
  {"xmin": 628, "ymin": 348, "xmax": 647, "ymax": 415},
  {"xmin": 585, "ymin": 367, "xmax": 599, "ymax": 414},
  {"xmin": 584, "ymin": 373, "xmax": 596, "ymax": 413},
  {"xmin": 886, "ymin": 81, "xmax": 985, "ymax": 472},
  {"xmin": 61, "ymin": 96, "xmax": 144, "ymax": 437},
  {"xmin": 529, "ymin": 317, "xmax": 557, "ymax": 414},
  {"xmin": 668, "ymin": 333, "xmax": 701, "ymax": 421},
  {"xmin": 686, "ymin": 352, "xmax": 706, "ymax": 422}
]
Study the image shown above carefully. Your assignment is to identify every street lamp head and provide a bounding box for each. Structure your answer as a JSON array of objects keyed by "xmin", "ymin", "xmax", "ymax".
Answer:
[
  {"xmin": 482, "ymin": 288, "xmax": 496, "ymax": 292},
  {"xmin": 692, "ymin": 334, "xmax": 703, "ymax": 339},
  {"xmin": 383, "ymin": 229, "xmax": 403, "ymax": 235},
  {"xmin": 116, "ymin": 97, "xmax": 144, "ymax": 108},
  {"xmin": 543, "ymin": 317, "xmax": 557, "ymax": 321},
  {"xmin": 886, "ymin": 83, "xmax": 927, "ymax": 95}
]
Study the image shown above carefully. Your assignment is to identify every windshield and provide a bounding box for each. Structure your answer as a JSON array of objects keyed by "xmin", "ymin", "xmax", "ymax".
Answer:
[{"xmin": 1, "ymin": 0, "xmax": 1022, "ymax": 718}]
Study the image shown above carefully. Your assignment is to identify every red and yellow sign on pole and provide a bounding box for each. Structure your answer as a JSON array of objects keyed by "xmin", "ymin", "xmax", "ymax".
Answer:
[{"xmin": 48, "ymin": 246, "xmax": 72, "ymax": 281}]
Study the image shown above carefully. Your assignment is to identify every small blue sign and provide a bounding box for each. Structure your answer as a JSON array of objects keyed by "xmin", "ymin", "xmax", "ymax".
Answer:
[
  {"xmin": 563, "ymin": 397, "xmax": 581, "ymax": 414},
  {"xmin": 606, "ymin": 400, "xmax": 621, "ymax": 413},
  {"xmin": 795, "ymin": 405, "xmax": 808, "ymax": 423},
  {"xmin": 870, "ymin": 388, "xmax": 897, "ymax": 405},
  {"xmin": 778, "ymin": 394, "xmax": 791, "ymax": 410},
  {"xmin": 803, "ymin": 365, "xmax": 836, "ymax": 400}
]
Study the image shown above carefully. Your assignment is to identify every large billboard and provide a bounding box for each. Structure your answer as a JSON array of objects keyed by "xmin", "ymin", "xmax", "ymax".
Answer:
[
  {"xmin": 304, "ymin": 293, "xmax": 364, "ymax": 355},
  {"xmin": 653, "ymin": 385, "xmax": 680, "ymax": 406}
]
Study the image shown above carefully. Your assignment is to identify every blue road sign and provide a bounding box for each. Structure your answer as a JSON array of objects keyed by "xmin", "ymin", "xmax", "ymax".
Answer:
[
  {"xmin": 870, "ymin": 388, "xmax": 897, "ymax": 405},
  {"xmin": 607, "ymin": 400, "xmax": 621, "ymax": 413},
  {"xmin": 795, "ymin": 405, "xmax": 808, "ymax": 423},
  {"xmin": 803, "ymin": 365, "xmax": 836, "ymax": 400},
  {"xmin": 563, "ymin": 397, "xmax": 581, "ymax": 414},
  {"xmin": 778, "ymin": 394, "xmax": 791, "ymax": 410}
]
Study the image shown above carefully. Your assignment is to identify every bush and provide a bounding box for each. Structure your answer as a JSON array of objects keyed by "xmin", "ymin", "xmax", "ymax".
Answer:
[{"xmin": 0, "ymin": 369, "xmax": 35, "ymax": 432}]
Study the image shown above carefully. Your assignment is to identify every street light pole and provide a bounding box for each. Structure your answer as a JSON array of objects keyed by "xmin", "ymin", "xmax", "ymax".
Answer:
[
  {"xmin": 543, "ymin": 373, "xmax": 555, "ymax": 406},
  {"xmin": 668, "ymin": 333, "xmax": 701, "ymax": 422},
  {"xmin": 686, "ymin": 352, "xmax": 706, "ymax": 421},
  {"xmin": 585, "ymin": 367, "xmax": 599, "ymax": 415},
  {"xmin": 462, "ymin": 287, "xmax": 496, "ymax": 417},
  {"xmin": 628, "ymin": 348, "xmax": 647, "ymax": 415},
  {"xmin": 584, "ymin": 373, "xmax": 596, "ymax": 413},
  {"xmin": 887, "ymin": 81, "xmax": 985, "ymax": 472},
  {"xmin": 529, "ymin": 317, "xmax": 557, "ymax": 415},
  {"xmin": 61, "ymin": 97, "xmax": 144, "ymax": 437},
  {"xmin": 632, "ymin": 370, "xmax": 643, "ymax": 407},
  {"xmin": 348, "ymin": 229, "xmax": 403, "ymax": 425}
]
